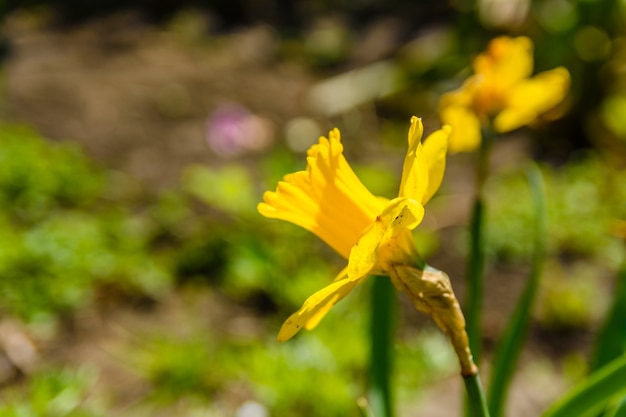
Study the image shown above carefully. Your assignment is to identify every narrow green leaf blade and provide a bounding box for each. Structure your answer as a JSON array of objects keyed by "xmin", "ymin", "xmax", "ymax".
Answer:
[
  {"xmin": 541, "ymin": 355, "xmax": 626, "ymax": 417},
  {"xmin": 592, "ymin": 264, "xmax": 626, "ymax": 371},
  {"xmin": 605, "ymin": 396, "xmax": 626, "ymax": 417},
  {"xmin": 487, "ymin": 163, "xmax": 547, "ymax": 417}
]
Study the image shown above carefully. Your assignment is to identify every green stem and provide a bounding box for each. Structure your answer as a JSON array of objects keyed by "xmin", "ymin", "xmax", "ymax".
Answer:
[
  {"xmin": 466, "ymin": 130, "xmax": 492, "ymax": 366},
  {"xmin": 369, "ymin": 276, "xmax": 396, "ymax": 417},
  {"xmin": 466, "ymin": 196, "xmax": 485, "ymax": 363},
  {"xmin": 464, "ymin": 372, "xmax": 491, "ymax": 417},
  {"xmin": 487, "ymin": 163, "xmax": 547, "ymax": 417},
  {"xmin": 464, "ymin": 130, "xmax": 494, "ymax": 417}
]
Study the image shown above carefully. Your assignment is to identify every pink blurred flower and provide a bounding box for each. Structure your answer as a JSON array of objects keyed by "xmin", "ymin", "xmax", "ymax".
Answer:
[{"xmin": 206, "ymin": 104, "xmax": 274, "ymax": 158}]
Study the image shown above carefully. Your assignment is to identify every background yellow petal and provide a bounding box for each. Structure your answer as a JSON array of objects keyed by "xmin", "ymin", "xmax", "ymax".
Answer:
[
  {"xmin": 473, "ymin": 36, "xmax": 533, "ymax": 86},
  {"xmin": 494, "ymin": 67, "xmax": 571, "ymax": 132},
  {"xmin": 277, "ymin": 275, "xmax": 365, "ymax": 342},
  {"xmin": 439, "ymin": 79, "xmax": 476, "ymax": 109},
  {"xmin": 440, "ymin": 106, "xmax": 482, "ymax": 153}
]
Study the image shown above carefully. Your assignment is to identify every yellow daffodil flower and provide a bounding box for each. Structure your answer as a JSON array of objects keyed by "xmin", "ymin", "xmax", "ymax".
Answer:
[
  {"xmin": 258, "ymin": 117, "xmax": 450, "ymax": 342},
  {"xmin": 439, "ymin": 36, "xmax": 570, "ymax": 153}
]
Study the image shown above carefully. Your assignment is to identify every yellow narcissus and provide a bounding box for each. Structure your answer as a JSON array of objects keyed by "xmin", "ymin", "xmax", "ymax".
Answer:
[
  {"xmin": 439, "ymin": 36, "xmax": 570, "ymax": 153},
  {"xmin": 258, "ymin": 117, "xmax": 449, "ymax": 341}
]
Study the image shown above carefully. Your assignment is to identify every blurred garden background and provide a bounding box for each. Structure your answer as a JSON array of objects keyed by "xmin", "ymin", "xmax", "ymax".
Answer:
[{"xmin": 1, "ymin": 0, "xmax": 626, "ymax": 416}]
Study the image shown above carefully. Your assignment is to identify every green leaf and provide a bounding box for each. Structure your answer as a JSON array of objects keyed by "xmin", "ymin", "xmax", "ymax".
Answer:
[
  {"xmin": 541, "ymin": 354, "xmax": 626, "ymax": 417},
  {"xmin": 592, "ymin": 261, "xmax": 626, "ymax": 417},
  {"xmin": 605, "ymin": 396, "xmax": 626, "ymax": 417},
  {"xmin": 487, "ymin": 163, "xmax": 547, "ymax": 417},
  {"xmin": 591, "ymin": 264, "xmax": 626, "ymax": 371}
]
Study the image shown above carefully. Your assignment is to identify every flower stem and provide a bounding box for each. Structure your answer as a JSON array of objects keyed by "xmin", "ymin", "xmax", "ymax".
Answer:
[
  {"xmin": 465, "ymin": 129, "xmax": 492, "ymax": 365},
  {"xmin": 466, "ymin": 196, "xmax": 485, "ymax": 363},
  {"xmin": 464, "ymin": 130, "xmax": 493, "ymax": 417},
  {"xmin": 464, "ymin": 372, "xmax": 491, "ymax": 417},
  {"xmin": 368, "ymin": 276, "xmax": 396, "ymax": 417}
]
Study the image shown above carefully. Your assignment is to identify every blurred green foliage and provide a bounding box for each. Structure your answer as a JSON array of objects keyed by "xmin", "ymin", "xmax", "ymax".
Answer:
[
  {"xmin": 142, "ymin": 337, "xmax": 221, "ymax": 400},
  {"xmin": 486, "ymin": 156, "xmax": 625, "ymax": 328},
  {"xmin": 128, "ymin": 301, "xmax": 369, "ymax": 416},
  {"xmin": 486, "ymin": 156, "xmax": 626, "ymax": 266},
  {"xmin": 0, "ymin": 125, "xmax": 102, "ymax": 221},
  {"xmin": 0, "ymin": 125, "xmax": 171, "ymax": 321},
  {"xmin": 0, "ymin": 366, "xmax": 104, "ymax": 417}
]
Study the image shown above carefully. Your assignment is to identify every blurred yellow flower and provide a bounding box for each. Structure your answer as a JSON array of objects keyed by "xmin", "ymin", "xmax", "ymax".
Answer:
[
  {"xmin": 258, "ymin": 117, "xmax": 450, "ymax": 341},
  {"xmin": 439, "ymin": 36, "xmax": 570, "ymax": 153}
]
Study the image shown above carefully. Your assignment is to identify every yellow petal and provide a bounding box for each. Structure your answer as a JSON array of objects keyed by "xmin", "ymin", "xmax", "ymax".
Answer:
[
  {"xmin": 421, "ymin": 125, "xmax": 450, "ymax": 204},
  {"xmin": 305, "ymin": 267, "xmax": 350, "ymax": 330},
  {"xmin": 277, "ymin": 274, "xmax": 365, "ymax": 342},
  {"xmin": 376, "ymin": 198, "xmax": 424, "ymax": 266},
  {"xmin": 407, "ymin": 115, "xmax": 424, "ymax": 148},
  {"xmin": 439, "ymin": 106, "xmax": 482, "ymax": 153},
  {"xmin": 468, "ymin": 37, "xmax": 535, "ymax": 118},
  {"xmin": 399, "ymin": 118, "xmax": 450, "ymax": 204},
  {"xmin": 258, "ymin": 128, "xmax": 385, "ymax": 259},
  {"xmin": 348, "ymin": 197, "xmax": 424, "ymax": 278},
  {"xmin": 473, "ymin": 36, "xmax": 534, "ymax": 87},
  {"xmin": 398, "ymin": 117, "xmax": 429, "ymax": 202},
  {"xmin": 347, "ymin": 217, "xmax": 386, "ymax": 279},
  {"xmin": 494, "ymin": 66, "xmax": 571, "ymax": 132},
  {"xmin": 439, "ymin": 80, "xmax": 476, "ymax": 109}
]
